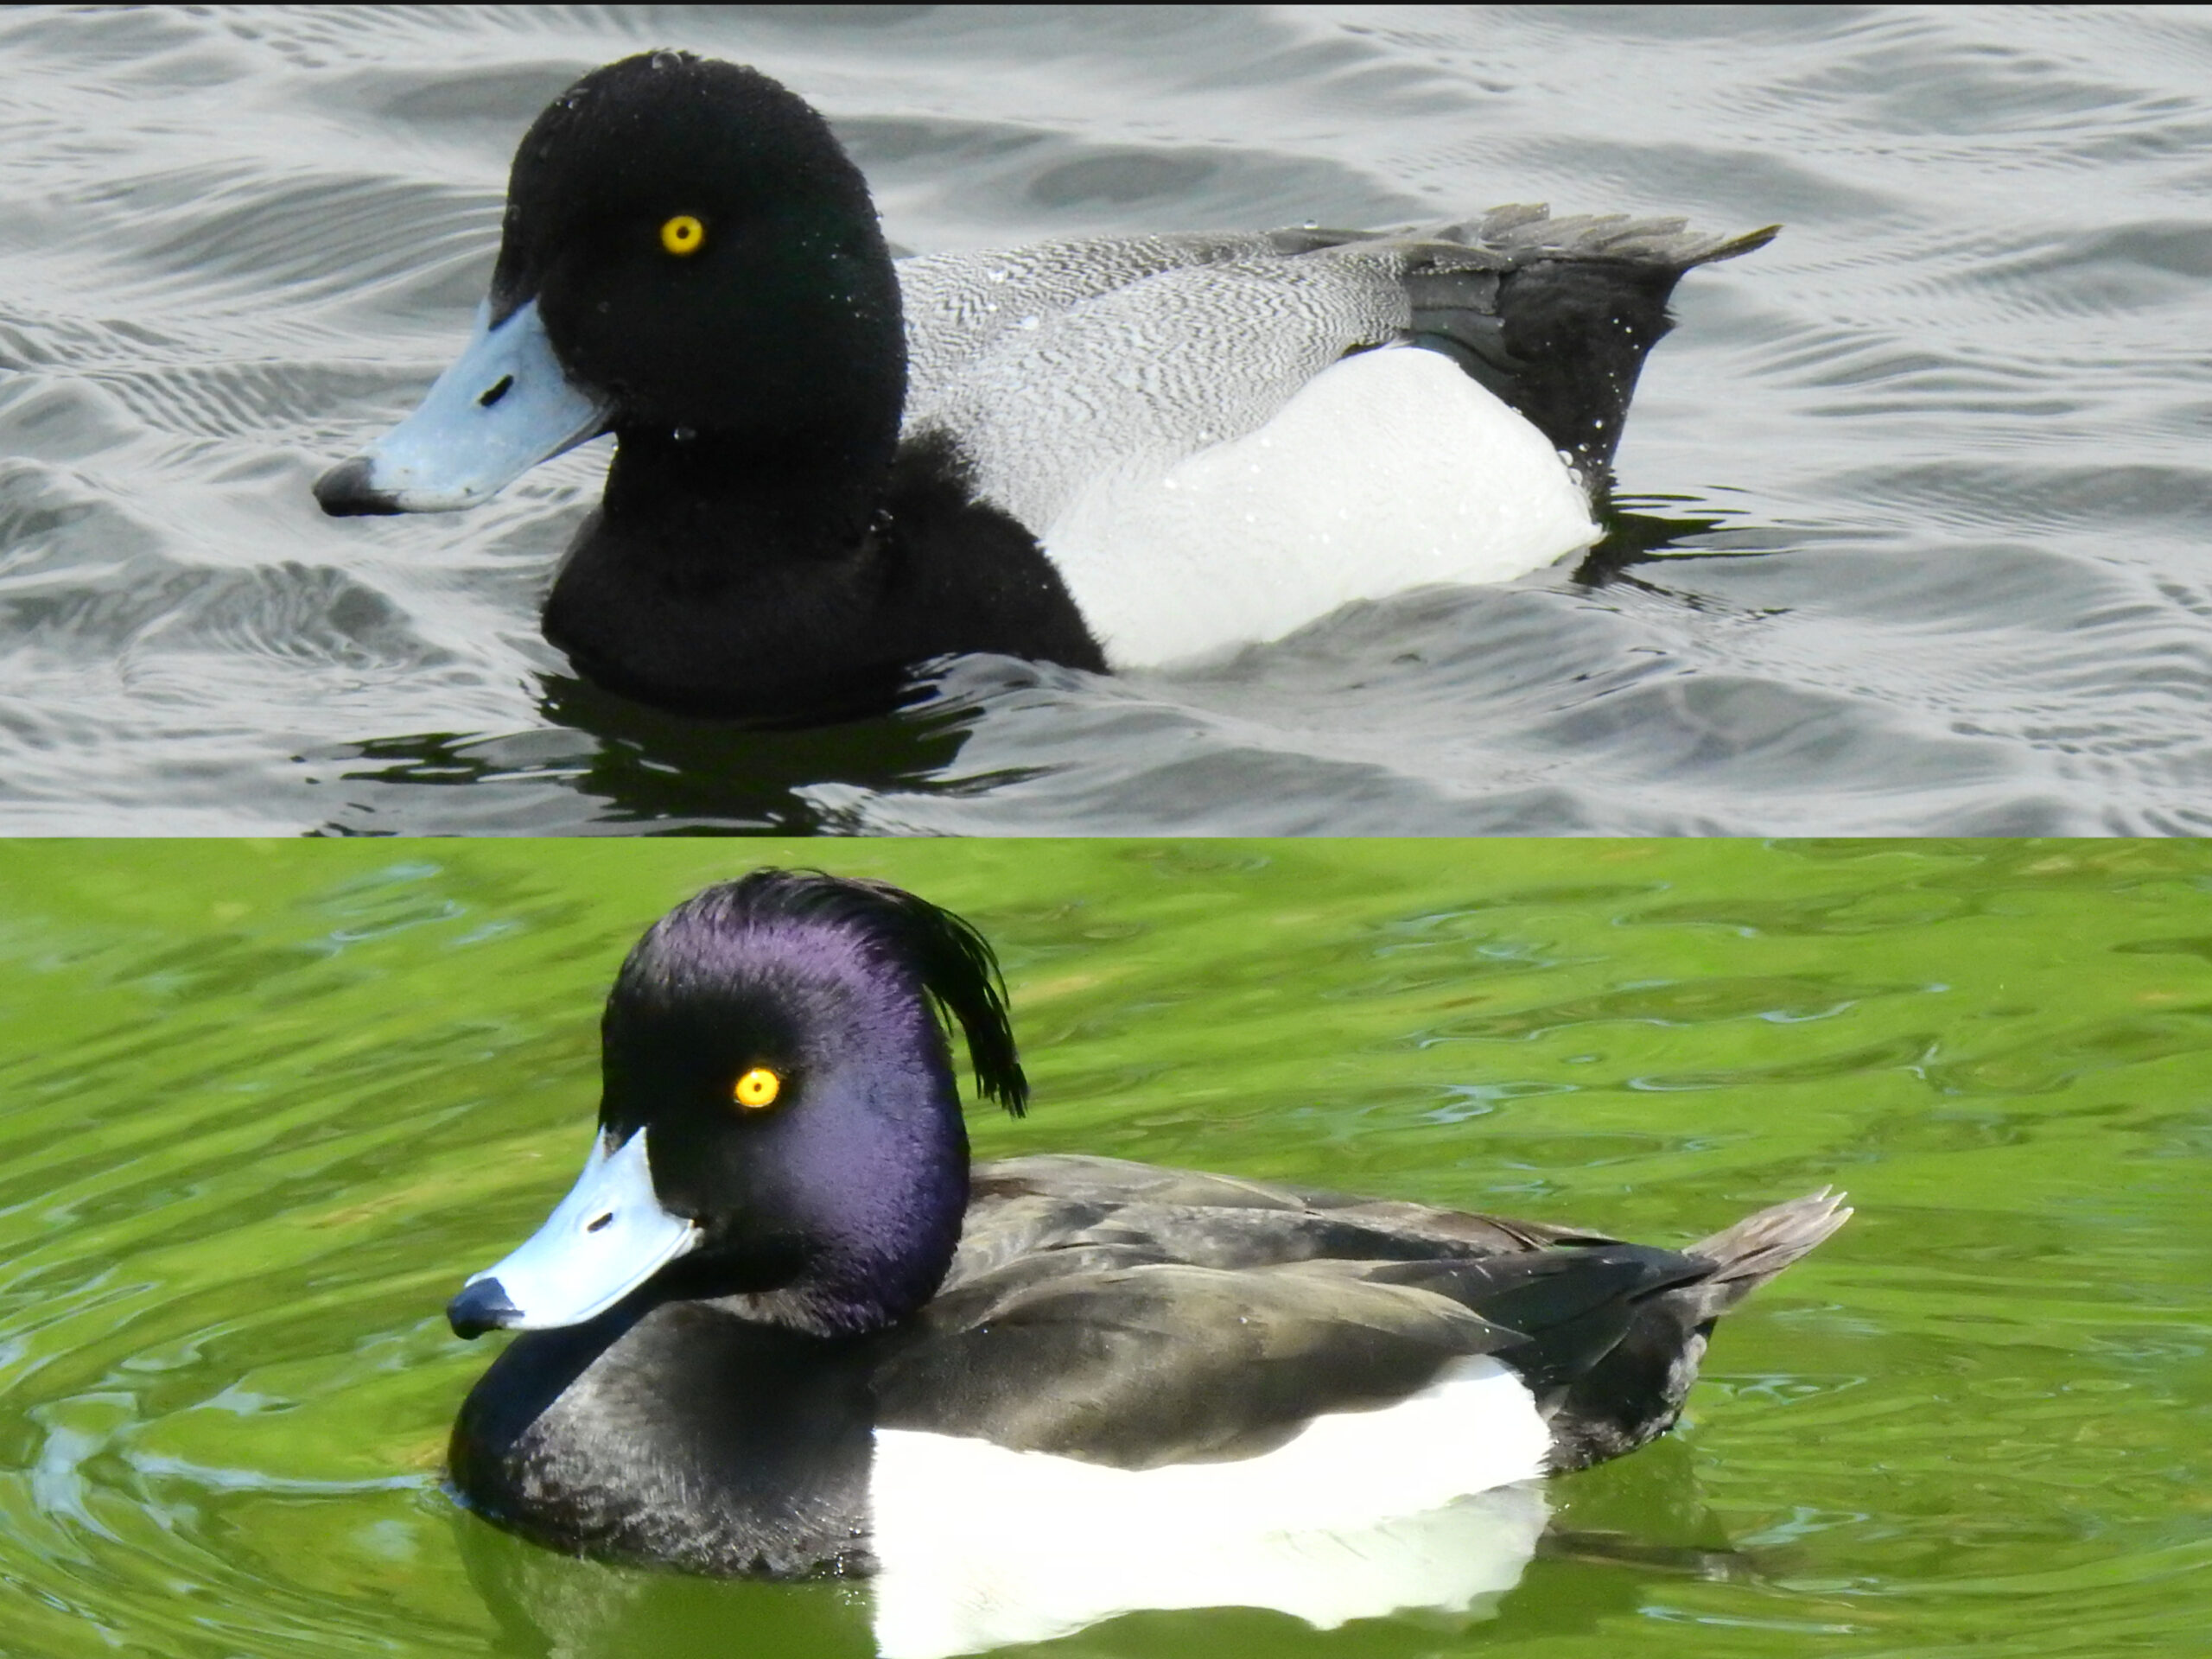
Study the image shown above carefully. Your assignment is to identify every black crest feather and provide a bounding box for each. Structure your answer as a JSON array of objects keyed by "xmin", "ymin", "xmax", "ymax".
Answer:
[{"xmin": 715, "ymin": 869, "xmax": 1028, "ymax": 1117}]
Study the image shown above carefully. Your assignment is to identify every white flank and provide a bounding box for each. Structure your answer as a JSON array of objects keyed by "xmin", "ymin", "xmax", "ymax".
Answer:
[
  {"xmin": 868, "ymin": 1356, "xmax": 1552, "ymax": 1659},
  {"xmin": 1039, "ymin": 346, "xmax": 1599, "ymax": 668}
]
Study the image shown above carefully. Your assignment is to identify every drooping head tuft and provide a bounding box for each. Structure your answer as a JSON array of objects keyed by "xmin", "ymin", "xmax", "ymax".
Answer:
[
  {"xmin": 577, "ymin": 869, "xmax": 1027, "ymax": 1334},
  {"xmin": 620, "ymin": 869, "xmax": 1028, "ymax": 1119}
]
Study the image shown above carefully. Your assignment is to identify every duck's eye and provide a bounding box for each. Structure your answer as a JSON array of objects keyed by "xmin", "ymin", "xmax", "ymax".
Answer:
[
  {"xmin": 732, "ymin": 1066, "xmax": 781, "ymax": 1111},
  {"xmin": 659, "ymin": 214, "xmax": 706, "ymax": 257}
]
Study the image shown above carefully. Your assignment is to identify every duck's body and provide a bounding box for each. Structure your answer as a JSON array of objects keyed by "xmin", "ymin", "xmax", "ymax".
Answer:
[
  {"xmin": 454, "ymin": 1151, "xmax": 1842, "ymax": 1576},
  {"xmin": 894, "ymin": 215, "xmax": 1770, "ymax": 666},
  {"xmin": 316, "ymin": 52, "xmax": 1775, "ymax": 721},
  {"xmin": 442, "ymin": 872, "xmax": 1847, "ymax": 1654}
]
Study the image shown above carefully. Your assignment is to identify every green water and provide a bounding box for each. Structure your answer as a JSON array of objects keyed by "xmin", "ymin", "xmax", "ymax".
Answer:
[{"xmin": 1, "ymin": 839, "xmax": 2206, "ymax": 1657}]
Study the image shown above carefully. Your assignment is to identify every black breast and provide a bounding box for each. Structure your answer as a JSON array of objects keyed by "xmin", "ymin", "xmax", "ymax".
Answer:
[
  {"xmin": 540, "ymin": 429, "xmax": 1103, "ymax": 722},
  {"xmin": 449, "ymin": 1300, "xmax": 879, "ymax": 1576}
]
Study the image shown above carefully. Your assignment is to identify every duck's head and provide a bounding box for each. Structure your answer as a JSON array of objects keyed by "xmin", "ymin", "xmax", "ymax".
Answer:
[
  {"xmin": 447, "ymin": 871, "xmax": 1024, "ymax": 1343},
  {"xmin": 316, "ymin": 50, "xmax": 904, "ymax": 519}
]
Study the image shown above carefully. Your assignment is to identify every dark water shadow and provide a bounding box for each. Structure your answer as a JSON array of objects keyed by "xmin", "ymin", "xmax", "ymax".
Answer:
[
  {"xmin": 1495, "ymin": 1433, "xmax": 1777, "ymax": 1645},
  {"xmin": 310, "ymin": 671, "xmax": 980, "ymax": 835},
  {"xmin": 535, "ymin": 673, "xmax": 978, "ymax": 829},
  {"xmin": 1570, "ymin": 493, "xmax": 1783, "ymax": 588}
]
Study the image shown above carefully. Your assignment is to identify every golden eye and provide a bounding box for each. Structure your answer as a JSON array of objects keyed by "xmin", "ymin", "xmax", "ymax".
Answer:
[
  {"xmin": 733, "ymin": 1066, "xmax": 781, "ymax": 1110},
  {"xmin": 660, "ymin": 214, "xmax": 705, "ymax": 257}
]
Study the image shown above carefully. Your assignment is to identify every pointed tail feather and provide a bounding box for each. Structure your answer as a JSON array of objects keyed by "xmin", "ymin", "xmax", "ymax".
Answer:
[
  {"xmin": 1680, "ymin": 1188, "xmax": 1852, "ymax": 1320},
  {"xmin": 1542, "ymin": 1189, "xmax": 1848, "ymax": 1471}
]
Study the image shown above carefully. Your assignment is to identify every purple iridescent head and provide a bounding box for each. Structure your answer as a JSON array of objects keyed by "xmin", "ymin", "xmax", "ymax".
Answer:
[{"xmin": 447, "ymin": 871, "xmax": 1026, "ymax": 1342}]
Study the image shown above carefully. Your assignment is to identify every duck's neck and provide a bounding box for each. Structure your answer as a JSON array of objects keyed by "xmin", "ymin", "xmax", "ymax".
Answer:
[
  {"xmin": 541, "ymin": 417, "xmax": 904, "ymax": 718},
  {"xmin": 718, "ymin": 1165, "xmax": 969, "ymax": 1340},
  {"xmin": 658, "ymin": 1125, "xmax": 971, "ymax": 1340},
  {"xmin": 542, "ymin": 426, "xmax": 1106, "ymax": 722},
  {"xmin": 602, "ymin": 420, "xmax": 893, "ymax": 567}
]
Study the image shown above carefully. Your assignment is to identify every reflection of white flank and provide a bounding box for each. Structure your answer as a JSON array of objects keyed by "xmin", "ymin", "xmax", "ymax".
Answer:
[{"xmin": 868, "ymin": 1355, "xmax": 1551, "ymax": 1659}]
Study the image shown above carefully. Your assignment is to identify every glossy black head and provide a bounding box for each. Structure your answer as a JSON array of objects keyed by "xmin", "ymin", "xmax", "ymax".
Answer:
[
  {"xmin": 602, "ymin": 870, "xmax": 1025, "ymax": 1336},
  {"xmin": 496, "ymin": 51, "xmax": 905, "ymax": 474}
]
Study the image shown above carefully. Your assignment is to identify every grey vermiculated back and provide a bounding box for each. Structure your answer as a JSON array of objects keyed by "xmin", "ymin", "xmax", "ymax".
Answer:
[
  {"xmin": 899, "ymin": 231, "xmax": 1292, "ymax": 404},
  {"xmin": 899, "ymin": 207, "xmax": 1776, "ymax": 400},
  {"xmin": 901, "ymin": 240, "xmax": 1407, "ymax": 532},
  {"xmin": 896, "ymin": 206, "xmax": 1775, "ymax": 531},
  {"xmin": 945, "ymin": 1153, "xmax": 1605, "ymax": 1291}
]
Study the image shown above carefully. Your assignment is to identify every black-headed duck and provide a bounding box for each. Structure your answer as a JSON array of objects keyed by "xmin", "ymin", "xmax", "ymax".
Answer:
[{"xmin": 317, "ymin": 53, "xmax": 1775, "ymax": 722}]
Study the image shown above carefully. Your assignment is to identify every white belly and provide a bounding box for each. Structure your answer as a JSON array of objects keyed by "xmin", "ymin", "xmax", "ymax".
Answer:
[
  {"xmin": 1039, "ymin": 346, "xmax": 1599, "ymax": 667},
  {"xmin": 867, "ymin": 1356, "xmax": 1552, "ymax": 1659}
]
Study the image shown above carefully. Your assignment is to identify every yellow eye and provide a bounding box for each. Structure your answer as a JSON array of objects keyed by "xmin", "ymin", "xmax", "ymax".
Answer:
[
  {"xmin": 660, "ymin": 214, "xmax": 706, "ymax": 257},
  {"xmin": 733, "ymin": 1066, "xmax": 781, "ymax": 1110}
]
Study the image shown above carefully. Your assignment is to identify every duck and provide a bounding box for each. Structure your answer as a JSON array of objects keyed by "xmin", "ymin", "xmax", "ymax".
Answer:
[
  {"xmin": 443, "ymin": 868, "xmax": 1848, "ymax": 1655},
  {"xmin": 314, "ymin": 50, "xmax": 1776, "ymax": 725}
]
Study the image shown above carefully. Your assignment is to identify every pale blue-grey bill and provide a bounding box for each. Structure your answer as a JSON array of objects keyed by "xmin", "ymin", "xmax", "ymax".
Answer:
[
  {"xmin": 463, "ymin": 1128, "xmax": 699, "ymax": 1329},
  {"xmin": 339, "ymin": 300, "xmax": 611, "ymax": 511}
]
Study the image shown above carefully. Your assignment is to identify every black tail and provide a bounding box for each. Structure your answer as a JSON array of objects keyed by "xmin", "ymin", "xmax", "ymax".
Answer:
[
  {"xmin": 1545, "ymin": 1188, "xmax": 1847, "ymax": 1471},
  {"xmin": 1376, "ymin": 207, "xmax": 1777, "ymax": 499}
]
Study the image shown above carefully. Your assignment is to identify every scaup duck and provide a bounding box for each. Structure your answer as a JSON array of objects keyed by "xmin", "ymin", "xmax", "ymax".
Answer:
[
  {"xmin": 443, "ymin": 870, "xmax": 1847, "ymax": 1653},
  {"xmin": 315, "ymin": 51, "xmax": 1776, "ymax": 723}
]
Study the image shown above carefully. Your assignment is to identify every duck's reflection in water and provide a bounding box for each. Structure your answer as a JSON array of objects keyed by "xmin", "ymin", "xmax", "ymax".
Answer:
[
  {"xmin": 451, "ymin": 1427, "xmax": 1768, "ymax": 1657},
  {"xmin": 450, "ymin": 1480, "xmax": 1549, "ymax": 1659}
]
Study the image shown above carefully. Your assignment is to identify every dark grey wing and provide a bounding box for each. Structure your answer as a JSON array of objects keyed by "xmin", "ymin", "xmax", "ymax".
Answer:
[
  {"xmin": 893, "ymin": 1154, "xmax": 1669, "ymax": 1468},
  {"xmin": 872, "ymin": 1254, "xmax": 1523, "ymax": 1468},
  {"xmin": 909, "ymin": 1161, "xmax": 1846, "ymax": 1477},
  {"xmin": 872, "ymin": 1236, "xmax": 1729, "ymax": 1471},
  {"xmin": 957, "ymin": 1153, "xmax": 1614, "ymax": 1284}
]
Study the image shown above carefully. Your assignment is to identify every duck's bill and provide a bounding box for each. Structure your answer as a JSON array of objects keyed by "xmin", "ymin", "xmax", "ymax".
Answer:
[
  {"xmin": 447, "ymin": 1128, "xmax": 698, "ymax": 1338},
  {"xmin": 315, "ymin": 300, "xmax": 611, "ymax": 517}
]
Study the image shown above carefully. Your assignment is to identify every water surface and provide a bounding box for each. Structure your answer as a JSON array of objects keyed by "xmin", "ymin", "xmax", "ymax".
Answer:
[
  {"xmin": 1, "ymin": 837, "xmax": 2206, "ymax": 1655},
  {"xmin": 1, "ymin": 6, "xmax": 2209, "ymax": 831}
]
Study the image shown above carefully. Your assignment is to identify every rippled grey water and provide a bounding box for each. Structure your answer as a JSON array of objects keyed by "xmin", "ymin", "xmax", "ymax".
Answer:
[{"xmin": 1, "ymin": 4, "xmax": 2206, "ymax": 833}]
